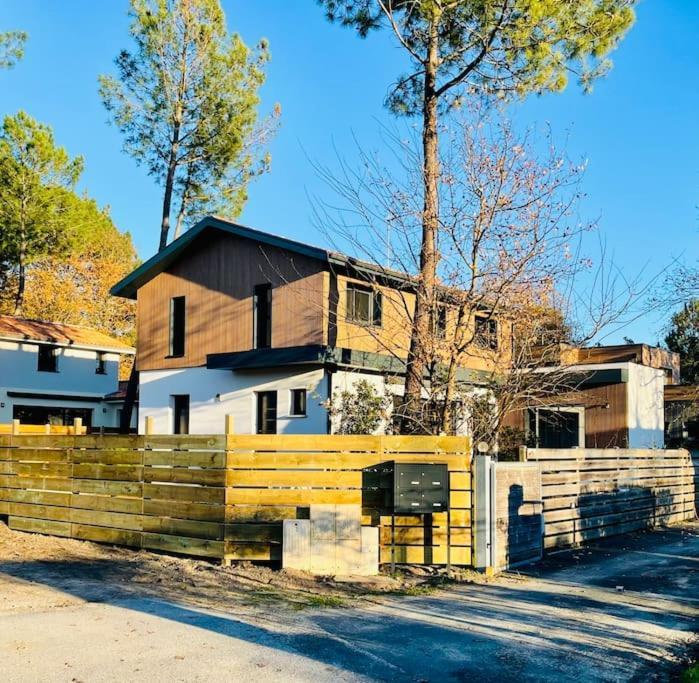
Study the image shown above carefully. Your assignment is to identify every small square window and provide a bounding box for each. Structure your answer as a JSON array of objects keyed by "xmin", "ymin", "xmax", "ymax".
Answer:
[
  {"xmin": 346, "ymin": 284, "xmax": 382, "ymax": 326},
  {"xmin": 37, "ymin": 345, "xmax": 58, "ymax": 372},
  {"xmin": 96, "ymin": 352, "xmax": 107, "ymax": 375},
  {"xmin": 290, "ymin": 389, "xmax": 307, "ymax": 417}
]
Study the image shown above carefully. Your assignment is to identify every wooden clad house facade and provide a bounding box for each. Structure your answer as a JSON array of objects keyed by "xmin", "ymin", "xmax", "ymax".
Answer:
[{"xmin": 112, "ymin": 216, "xmax": 506, "ymax": 435}]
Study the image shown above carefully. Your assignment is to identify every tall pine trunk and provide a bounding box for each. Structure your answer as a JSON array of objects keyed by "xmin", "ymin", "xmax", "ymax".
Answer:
[
  {"xmin": 13, "ymin": 255, "xmax": 25, "ymax": 315},
  {"xmin": 401, "ymin": 20, "xmax": 440, "ymax": 434},
  {"xmin": 159, "ymin": 143, "xmax": 179, "ymax": 251},
  {"xmin": 13, "ymin": 211, "xmax": 27, "ymax": 315}
]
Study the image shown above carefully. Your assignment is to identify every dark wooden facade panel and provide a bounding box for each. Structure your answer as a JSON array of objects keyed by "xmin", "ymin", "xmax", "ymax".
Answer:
[
  {"xmin": 137, "ymin": 232, "xmax": 327, "ymax": 371},
  {"xmin": 502, "ymin": 382, "xmax": 629, "ymax": 448},
  {"xmin": 582, "ymin": 383, "xmax": 628, "ymax": 448}
]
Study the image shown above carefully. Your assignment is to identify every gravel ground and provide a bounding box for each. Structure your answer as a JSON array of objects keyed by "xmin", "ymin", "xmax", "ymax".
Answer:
[{"xmin": 0, "ymin": 521, "xmax": 697, "ymax": 682}]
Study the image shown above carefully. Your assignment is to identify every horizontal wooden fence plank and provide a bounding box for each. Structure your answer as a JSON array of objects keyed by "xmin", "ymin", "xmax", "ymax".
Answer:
[
  {"xmin": 526, "ymin": 447, "xmax": 696, "ymax": 553},
  {"xmin": 0, "ymin": 433, "xmax": 474, "ymax": 567}
]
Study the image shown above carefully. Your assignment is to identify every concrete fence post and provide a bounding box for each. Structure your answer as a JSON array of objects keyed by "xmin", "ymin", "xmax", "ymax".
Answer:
[
  {"xmin": 473, "ymin": 455, "xmax": 494, "ymax": 572},
  {"xmin": 73, "ymin": 417, "xmax": 83, "ymax": 436},
  {"xmin": 11, "ymin": 419, "xmax": 20, "ymax": 436},
  {"xmin": 518, "ymin": 446, "xmax": 528, "ymax": 462},
  {"xmin": 44, "ymin": 423, "xmax": 51, "ymax": 434},
  {"xmin": 144, "ymin": 416, "xmax": 154, "ymax": 435}
]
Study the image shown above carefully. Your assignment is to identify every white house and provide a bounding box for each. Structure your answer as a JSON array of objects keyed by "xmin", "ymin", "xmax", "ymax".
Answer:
[{"xmin": 0, "ymin": 315, "xmax": 135, "ymax": 429}]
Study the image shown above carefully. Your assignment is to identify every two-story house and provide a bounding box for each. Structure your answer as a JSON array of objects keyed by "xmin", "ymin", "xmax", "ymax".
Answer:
[
  {"xmin": 0, "ymin": 315, "xmax": 135, "ymax": 429},
  {"xmin": 111, "ymin": 216, "xmax": 507, "ymax": 435}
]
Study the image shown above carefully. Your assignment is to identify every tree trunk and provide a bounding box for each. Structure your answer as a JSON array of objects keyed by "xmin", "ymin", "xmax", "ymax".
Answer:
[
  {"xmin": 159, "ymin": 151, "xmax": 178, "ymax": 251},
  {"xmin": 401, "ymin": 21, "xmax": 440, "ymax": 434},
  {"xmin": 13, "ymin": 226, "xmax": 26, "ymax": 315},
  {"xmin": 441, "ymin": 303, "xmax": 466, "ymax": 433},
  {"xmin": 173, "ymin": 170, "xmax": 192, "ymax": 240}
]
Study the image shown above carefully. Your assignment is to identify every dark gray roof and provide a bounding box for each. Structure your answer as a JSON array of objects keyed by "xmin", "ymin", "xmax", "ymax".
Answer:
[{"xmin": 110, "ymin": 215, "xmax": 412, "ymax": 300}]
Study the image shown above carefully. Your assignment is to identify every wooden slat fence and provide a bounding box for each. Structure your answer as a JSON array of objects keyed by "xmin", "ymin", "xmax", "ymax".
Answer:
[
  {"xmin": 524, "ymin": 448, "xmax": 697, "ymax": 550},
  {"xmin": 0, "ymin": 433, "xmax": 472, "ymax": 566}
]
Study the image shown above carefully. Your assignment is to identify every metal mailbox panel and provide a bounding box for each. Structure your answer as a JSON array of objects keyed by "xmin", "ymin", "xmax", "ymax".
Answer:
[{"xmin": 394, "ymin": 463, "xmax": 448, "ymax": 514}]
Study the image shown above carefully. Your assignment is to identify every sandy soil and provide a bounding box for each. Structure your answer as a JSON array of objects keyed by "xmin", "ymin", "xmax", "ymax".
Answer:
[{"xmin": 0, "ymin": 521, "xmax": 482, "ymax": 614}]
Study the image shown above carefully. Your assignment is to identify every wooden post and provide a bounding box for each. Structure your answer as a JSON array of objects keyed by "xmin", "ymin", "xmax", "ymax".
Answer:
[
  {"xmin": 224, "ymin": 414, "xmax": 235, "ymax": 435},
  {"xmin": 44, "ymin": 423, "xmax": 51, "ymax": 434},
  {"xmin": 518, "ymin": 446, "xmax": 527, "ymax": 462},
  {"xmin": 73, "ymin": 417, "xmax": 83, "ymax": 436},
  {"xmin": 144, "ymin": 416, "xmax": 154, "ymax": 435},
  {"xmin": 222, "ymin": 413, "xmax": 235, "ymax": 567},
  {"xmin": 11, "ymin": 418, "xmax": 20, "ymax": 436}
]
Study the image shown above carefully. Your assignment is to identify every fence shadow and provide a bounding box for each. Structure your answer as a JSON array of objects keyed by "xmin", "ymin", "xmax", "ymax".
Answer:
[{"xmin": 504, "ymin": 483, "xmax": 543, "ymax": 568}]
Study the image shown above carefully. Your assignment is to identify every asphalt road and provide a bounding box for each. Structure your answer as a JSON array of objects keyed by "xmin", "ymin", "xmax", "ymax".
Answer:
[{"xmin": 1, "ymin": 523, "xmax": 697, "ymax": 682}]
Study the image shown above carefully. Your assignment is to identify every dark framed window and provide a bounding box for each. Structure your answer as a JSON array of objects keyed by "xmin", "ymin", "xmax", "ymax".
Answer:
[
  {"xmin": 290, "ymin": 388, "xmax": 307, "ymax": 417},
  {"xmin": 37, "ymin": 345, "xmax": 58, "ymax": 372},
  {"xmin": 169, "ymin": 296, "xmax": 186, "ymax": 357},
  {"xmin": 172, "ymin": 394, "xmax": 190, "ymax": 434},
  {"xmin": 434, "ymin": 304, "xmax": 448, "ymax": 339},
  {"xmin": 256, "ymin": 391, "xmax": 277, "ymax": 434},
  {"xmin": 96, "ymin": 352, "xmax": 107, "ymax": 375},
  {"xmin": 13, "ymin": 404, "xmax": 92, "ymax": 427},
  {"xmin": 528, "ymin": 408, "xmax": 581, "ymax": 449},
  {"xmin": 253, "ymin": 284, "xmax": 272, "ymax": 349},
  {"xmin": 475, "ymin": 314, "xmax": 498, "ymax": 350},
  {"xmin": 346, "ymin": 284, "xmax": 382, "ymax": 326}
]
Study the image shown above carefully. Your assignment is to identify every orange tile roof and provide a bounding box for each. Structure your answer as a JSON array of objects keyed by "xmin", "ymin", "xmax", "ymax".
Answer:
[{"xmin": 0, "ymin": 315, "xmax": 134, "ymax": 353}]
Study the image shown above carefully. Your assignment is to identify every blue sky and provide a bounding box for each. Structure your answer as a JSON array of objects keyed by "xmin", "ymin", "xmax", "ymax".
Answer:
[{"xmin": 0, "ymin": 1, "xmax": 697, "ymax": 344}]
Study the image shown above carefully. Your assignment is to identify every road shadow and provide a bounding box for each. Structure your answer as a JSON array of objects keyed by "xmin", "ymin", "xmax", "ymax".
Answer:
[{"xmin": 1, "ymin": 523, "xmax": 698, "ymax": 681}]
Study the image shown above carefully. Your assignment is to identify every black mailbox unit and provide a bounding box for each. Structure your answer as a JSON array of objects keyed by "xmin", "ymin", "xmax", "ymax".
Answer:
[{"xmin": 379, "ymin": 462, "xmax": 449, "ymax": 514}]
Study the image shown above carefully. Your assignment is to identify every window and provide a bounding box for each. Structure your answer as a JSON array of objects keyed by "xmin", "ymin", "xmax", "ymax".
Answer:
[
  {"xmin": 256, "ymin": 391, "xmax": 277, "ymax": 434},
  {"xmin": 169, "ymin": 296, "xmax": 186, "ymax": 357},
  {"xmin": 13, "ymin": 405, "xmax": 92, "ymax": 427},
  {"xmin": 96, "ymin": 352, "xmax": 107, "ymax": 375},
  {"xmin": 253, "ymin": 284, "xmax": 272, "ymax": 349},
  {"xmin": 290, "ymin": 388, "xmax": 307, "ymax": 417},
  {"xmin": 475, "ymin": 314, "xmax": 498, "ymax": 350},
  {"xmin": 37, "ymin": 345, "xmax": 58, "ymax": 372},
  {"xmin": 346, "ymin": 284, "xmax": 382, "ymax": 326},
  {"xmin": 172, "ymin": 394, "xmax": 190, "ymax": 434},
  {"xmin": 434, "ymin": 304, "xmax": 448, "ymax": 339},
  {"xmin": 528, "ymin": 408, "xmax": 582, "ymax": 449}
]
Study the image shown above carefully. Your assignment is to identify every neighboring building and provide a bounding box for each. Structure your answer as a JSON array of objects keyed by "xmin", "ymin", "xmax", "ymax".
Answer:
[
  {"xmin": 0, "ymin": 315, "xmax": 135, "ymax": 429},
  {"xmin": 504, "ymin": 344, "xmax": 679, "ymax": 449},
  {"xmin": 111, "ymin": 216, "xmax": 509, "ymax": 435},
  {"xmin": 664, "ymin": 384, "xmax": 699, "ymax": 448}
]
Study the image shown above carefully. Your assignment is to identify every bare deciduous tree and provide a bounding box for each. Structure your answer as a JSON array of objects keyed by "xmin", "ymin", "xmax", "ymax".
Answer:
[{"xmin": 313, "ymin": 106, "xmax": 652, "ymax": 441}]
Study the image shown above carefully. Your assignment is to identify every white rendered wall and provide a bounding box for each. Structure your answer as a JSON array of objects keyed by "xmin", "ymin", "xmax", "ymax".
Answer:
[
  {"xmin": 330, "ymin": 370, "xmax": 396, "ymax": 434},
  {"xmin": 0, "ymin": 340, "xmax": 123, "ymax": 427},
  {"xmin": 626, "ymin": 363, "xmax": 665, "ymax": 448},
  {"xmin": 138, "ymin": 367, "xmax": 329, "ymax": 435}
]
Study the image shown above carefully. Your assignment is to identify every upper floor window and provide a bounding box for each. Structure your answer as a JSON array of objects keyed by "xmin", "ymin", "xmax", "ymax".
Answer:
[
  {"xmin": 346, "ymin": 284, "xmax": 382, "ymax": 326},
  {"xmin": 434, "ymin": 304, "xmax": 448, "ymax": 339},
  {"xmin": 253, "ymin": 284, "xmax": 272, "ymax": 349},
  {"xmin": 37, "ymin": 345, "xmax": 58, "ymax": 372},
  {"xmin": 169, "ymin": 296, "xmax": 186, "ymax": 357},
  {"xmin": 96, "ymin": 352, "xmax": 107, "ymax": 375},
  {"xmin": 475, "ymin": 314, "xmax": 498, "ymax": 350}
]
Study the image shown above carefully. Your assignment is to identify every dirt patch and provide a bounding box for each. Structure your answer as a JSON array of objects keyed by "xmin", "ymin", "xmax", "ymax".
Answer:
[{"xmin": 0, "ymin": 521, "xmax": 488, "ymax": 614}]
